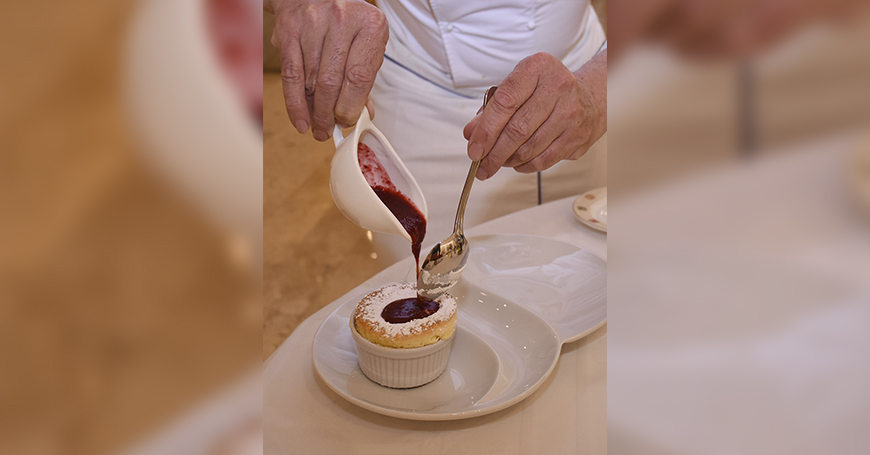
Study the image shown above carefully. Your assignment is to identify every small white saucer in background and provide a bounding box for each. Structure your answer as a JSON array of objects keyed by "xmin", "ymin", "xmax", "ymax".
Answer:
[{"xmin": 573, "ymin": 187, "xmax": 607, "ymax": 233}]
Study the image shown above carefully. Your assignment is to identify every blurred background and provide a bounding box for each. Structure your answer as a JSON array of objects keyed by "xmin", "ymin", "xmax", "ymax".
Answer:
[
  {"xmin": 0, "ymin": 0, "xmax": 262, "ymax": 454},
  {"xmin": 607, "ymin": 1, "xmax": 870, "ymax": 453},
  {"xmin": 609, "ymin": 12, "xmax": 870, "ymax": 195},
  {"xmin": 3, "ymin": 0, "xmax": 870, "ymax": 453}
]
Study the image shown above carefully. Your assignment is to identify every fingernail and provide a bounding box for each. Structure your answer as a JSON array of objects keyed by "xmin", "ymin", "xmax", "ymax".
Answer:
[
  {"xmin": 468, "ymin": 142, "xmax": 484, "ymax": 160},
  {"xmin": 476, "ymin": 167, "xmax": 488, "ymax": 180},
  {"xmin": 294, "ymin": 119, "xmax": 309, "ymax": 134},
  {"xmin": 313, "ymin": 130, "xmax": 328, "ymax": 142}
]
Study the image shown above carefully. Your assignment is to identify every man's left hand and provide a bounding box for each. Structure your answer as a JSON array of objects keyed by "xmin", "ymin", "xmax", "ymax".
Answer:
[{"xmin": 463, "ymin": 50, "xmax": 607, "ymax": 180}]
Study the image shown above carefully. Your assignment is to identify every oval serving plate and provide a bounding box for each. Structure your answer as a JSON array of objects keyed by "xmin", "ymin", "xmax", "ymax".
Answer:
[{"xmin": 312, "ymin": 234, "xmax": 607, "ymax": 420}]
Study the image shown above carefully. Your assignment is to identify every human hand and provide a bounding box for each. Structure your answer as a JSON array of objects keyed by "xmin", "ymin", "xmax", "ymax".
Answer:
[
  {"xmin": 463, "ymin": 51, "xmax": 607, "ymax": 180},
  {"xmin": 267, "ymin": 0, "xmax": 388, "ymax": 141}
]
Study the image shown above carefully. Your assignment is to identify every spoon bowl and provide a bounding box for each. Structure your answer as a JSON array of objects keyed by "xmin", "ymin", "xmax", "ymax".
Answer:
[
  {"xmin": 330, "ymin": 109, "xmax": 427, "ymax": 242},
  {"xmin": 417, "ymin": 231, "xmax": 471, "ymax": 299}
]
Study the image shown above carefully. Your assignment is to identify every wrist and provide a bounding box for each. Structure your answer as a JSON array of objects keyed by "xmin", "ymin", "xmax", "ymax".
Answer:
[{"xmin": 573, "ymin": 49, "xmax": 607, "ymax": 140}]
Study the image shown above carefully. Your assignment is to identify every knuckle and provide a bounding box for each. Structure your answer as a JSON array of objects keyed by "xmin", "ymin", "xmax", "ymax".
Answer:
[
  {"xmin": 524, "ymin": 52, "xmax": 551, "ymax": 70},
  {"xmin": 281, "ymin": 69, "xmax": 305, "ymax": 86},
  {"xmin": 311, "ymin": 110, "xmax": 335, "ymax": 129},
  {"xmin": 345, "ymin": 64, "xmax": 376, "ymax": 88},
  {"xmin": 532, "ymin": 51, "xmax": 550, "ymax": 63},
  {"xmin": 514, "ymin": 142, "xmax": 536, "ymax": 163},
  {"xmin": 367, "ymin": 10, "xmax": 388, "ymax": 30},
  {"xmin": 526, "ymin": 158, "xmax": 547, "ymax": 173},
  {"xmin": 302, "ymin": 4, "xmax": 321, "ymax": 23},
  {"xmin": 475, "ymin": 127, "xmax": 493, "ymax": 145},
  {"xmin": 329, "ymin": 1, "xmax": 347, "ymax": 21},
  {"xmin": 317, "ymin": 72, "xmax": 343, "ymax": 93},
  {"xmin": 270, "ymin": 17, "xmax": 299, "ymax": 49},
  {"xmin": 521, "ymin": 53, "xmax": 540, "ymax": 67},
  {"xmin": 503, "ymin": 119, "xmax": 530, "ymax": 142},
  {"xmin": 284, "ymin": 94, "xmax": 305, "ymax": 112},
  {"xmin": 491, "ymin": 91, "xmax": 521, "ymax": 114},
  {"xmin": 361, "ymin": 7, "xmax": 388, "ymax": 31}
]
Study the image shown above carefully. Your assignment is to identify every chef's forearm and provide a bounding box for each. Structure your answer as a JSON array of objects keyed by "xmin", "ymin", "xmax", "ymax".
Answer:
[{"xmin": 573, "ymin": 47, "xmax": 607, "ymax": 137}]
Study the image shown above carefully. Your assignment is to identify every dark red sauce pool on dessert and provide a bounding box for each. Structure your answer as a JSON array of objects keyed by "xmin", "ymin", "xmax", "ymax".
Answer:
[
  {"xmin": 358, "ymin": 143, "xmax": 427, "ymax": 275},
  {"xmin": 381, "ymin": 296, "xmax": 440, "ymax": 323}
]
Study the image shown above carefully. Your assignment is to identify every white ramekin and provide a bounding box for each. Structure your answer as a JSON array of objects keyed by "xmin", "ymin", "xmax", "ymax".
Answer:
[{"xmin": 350, "ymin": 319, "xmax": 454, "ymax": 389}]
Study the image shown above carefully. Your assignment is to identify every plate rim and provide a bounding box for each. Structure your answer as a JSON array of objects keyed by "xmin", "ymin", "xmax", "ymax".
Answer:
[
  {"xmin": 573, "ymin": 187, "xmax": 608, "ymax": 232},
  {"xmin": 312, "ymin": 319, "xmax": 562, "ymax": 421}
]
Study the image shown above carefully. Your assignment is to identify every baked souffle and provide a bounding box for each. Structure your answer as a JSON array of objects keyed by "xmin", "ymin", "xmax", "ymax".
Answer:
[{"xmin": 352, "ymin": 282, "xmax": 456, "ymax": 349}]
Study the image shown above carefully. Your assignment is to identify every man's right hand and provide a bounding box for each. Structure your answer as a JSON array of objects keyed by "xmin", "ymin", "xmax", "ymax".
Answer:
[{"xmin": 267, "ymin": 0, "xmax": 388, "ymax": 141}]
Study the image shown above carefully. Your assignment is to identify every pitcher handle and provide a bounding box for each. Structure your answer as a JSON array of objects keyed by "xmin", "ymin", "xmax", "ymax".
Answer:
[
  {"xmin": 332, "ymin": 125, "xmax": 345, "ymax": 148},
  {"xmin": 333, "ymin": 108, "xmax": 374, "ymax": 148}
]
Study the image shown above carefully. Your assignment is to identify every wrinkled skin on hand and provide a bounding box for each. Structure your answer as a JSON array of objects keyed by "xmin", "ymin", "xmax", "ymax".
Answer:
[
  {"xmin": 464, "ymin": 51, "xmax": 607, "ymax": 180},
  {"xmin": 268, "ymin": 0, "xmax": 388, "ymax": 141}
]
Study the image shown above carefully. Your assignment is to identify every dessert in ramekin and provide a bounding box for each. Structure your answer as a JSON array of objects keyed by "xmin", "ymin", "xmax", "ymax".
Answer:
[{"xmin": 350, "ymin": 282, "xmax": 456, "ymax": 388}]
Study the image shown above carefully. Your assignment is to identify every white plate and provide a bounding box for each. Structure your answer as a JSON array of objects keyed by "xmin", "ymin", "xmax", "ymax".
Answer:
[
  {"xmin": 312, "ymin": 234, "xmax": 607, "ymax": 420},
  {"xmin": 573, "ymin": 188, "xmax": 607, "ymax": 232}
]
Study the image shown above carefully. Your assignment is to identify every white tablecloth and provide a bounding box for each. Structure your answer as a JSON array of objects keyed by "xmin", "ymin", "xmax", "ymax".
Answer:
[{"xmin": 264, "ymin": 196, "xmax": 607, "ymax": 455}]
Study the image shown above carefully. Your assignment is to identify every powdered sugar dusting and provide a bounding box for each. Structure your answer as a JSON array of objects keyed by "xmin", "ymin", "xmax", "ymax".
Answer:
[{"xmin": 355, "ymin": 282, "xmax": 456, "ymax": 338}]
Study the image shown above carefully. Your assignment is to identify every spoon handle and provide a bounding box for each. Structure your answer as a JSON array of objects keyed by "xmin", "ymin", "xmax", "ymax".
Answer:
[
  {"xmin": 453, "ymin": 160, "xmax": 480, "ymax": 234},
  {"xmin": 454, "ymin": 86, "xmax": 498, "ymax": 235}
]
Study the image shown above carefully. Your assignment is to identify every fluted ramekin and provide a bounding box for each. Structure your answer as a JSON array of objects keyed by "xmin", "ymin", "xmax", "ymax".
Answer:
[{"xmin": 350, "ymin": 319, "xmax": 454, "ymax": 389}]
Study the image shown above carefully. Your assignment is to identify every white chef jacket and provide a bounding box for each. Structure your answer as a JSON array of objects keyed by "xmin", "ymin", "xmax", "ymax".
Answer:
[
  {"xmin": 367, "ymin": 0, "xmax": 606, "ymax": 267},
  {"xmin": 377, "ymin": 0, "xmax": 605, "ymax": 96}
]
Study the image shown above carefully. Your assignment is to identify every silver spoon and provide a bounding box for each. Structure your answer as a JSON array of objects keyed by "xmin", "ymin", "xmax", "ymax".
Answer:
[{"xmin": 417, "ymin": 86, "xmax": 497, "ymax": 299}]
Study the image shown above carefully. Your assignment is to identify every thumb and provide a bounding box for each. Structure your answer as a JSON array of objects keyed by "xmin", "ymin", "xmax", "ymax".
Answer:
[{"xmin": 463, "ymin": 113, "xmax": 481, "ymax": 140}]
